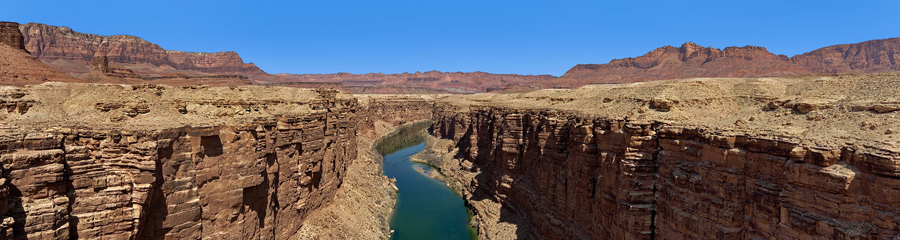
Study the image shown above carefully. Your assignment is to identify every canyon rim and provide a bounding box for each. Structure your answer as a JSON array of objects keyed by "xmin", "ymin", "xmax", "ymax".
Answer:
[{"xmin": 1, "ymin": 2, "xmax": 900, "ymax": 239}]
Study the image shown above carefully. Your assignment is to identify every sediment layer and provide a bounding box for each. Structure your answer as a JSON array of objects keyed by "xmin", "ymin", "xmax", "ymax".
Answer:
[
  {"xmin": 430, "ymin": 73, "xmax": 900, "ymax": 239},
  {"xmin": 0, "ymin": 83, "xmax": 357, "ymax": 239}
]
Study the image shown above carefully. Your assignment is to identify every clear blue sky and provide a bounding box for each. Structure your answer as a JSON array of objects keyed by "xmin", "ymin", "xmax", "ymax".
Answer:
[{"xmin": 3, "ymin": 0, "xmax": 898, "ymax": 76}]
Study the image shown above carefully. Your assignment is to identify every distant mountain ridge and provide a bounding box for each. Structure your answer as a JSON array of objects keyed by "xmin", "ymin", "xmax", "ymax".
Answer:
[
  {"xmin": 17, "ymin": 22, "xmax": 556, "ymax": 92},
  {"xmin": 19, "ymin": 23, "xmax": 267, "ymax": 77},
  {"xmin": 12, "ymin": 21, "xmax": 900, "ymax": 91},
  {"xmin": 562, "ymin": 38, "xmax": 900, "ymax": 84}
]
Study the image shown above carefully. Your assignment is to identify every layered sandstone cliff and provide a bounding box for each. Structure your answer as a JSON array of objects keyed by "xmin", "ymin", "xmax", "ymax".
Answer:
[
  {"xmin": 296, "ymin": 95, "xmax": 435, "ymax": 239},
  {"xmin": 792, "ymin": 38, "xmax": 900, "ymax": 74},
  {"xmin": 0, "ymin": 22, "xmax": 25, "ymax": 51},
  {"xmin": 0, "ymin": 43, "xmax": 82, "ymax": 85},
  {"xmin": 431, "ymin": 73, "xmax": 900, "ymax": 239},
  {"xmin": 0, "ymin": 84, "xmax": 358, "ymax": 239},
  {"xmin": 19, "ymin": 23, "xmax": 266, "ymax": 78},
  {"xmin": 83, "ymin": 55, "xmax": 253, "ymax": 86},
  {"xmin": 563, "ymin": 38, "xmax": 900, "ymax": 86}
]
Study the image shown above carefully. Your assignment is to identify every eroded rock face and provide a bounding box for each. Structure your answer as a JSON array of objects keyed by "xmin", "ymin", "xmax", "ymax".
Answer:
[
  {"xmin": 433, "ymin": 107, "xmax": 900, "ymax": 239},
  {"xmin": 0, "ymin": 22, "xmax": 25, "ymax": 50},
  {"xmin": 294, "ymin": 96, "xmax": 435, "ymax": 239},
  {"xmin": 0, "ymin": 84, "xmax": 358, "ymax": 239},
  {"xmin": 430, "ymin": 73, "xmax": 900, "ymax": 239},
  {"xmin": 792, "ymin": 38, "xmax": 900, "ymax": 74},
  {"xmin": 563, "ymin": 42, "xmax": 812, "ymax": 84},
  {"xmin": 19, "ymin": 23, "xmax": 266, "ymax": 77},
  {"xmin": 563, "ymin": 38, "xmax": 900, "ymax": 86},
  {"xmin": 433, "ymin": 107, "xmax": 660, "ymax": 239},
  {"xmin": 0, "ymin": 43, "xmax": 83, "ymax": 85}
]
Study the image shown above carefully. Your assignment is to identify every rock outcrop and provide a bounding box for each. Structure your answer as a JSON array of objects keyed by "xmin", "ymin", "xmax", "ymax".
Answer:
[
  {"xmin": 0, "ymin": 84, "xmax": 358, "ymax": 239},
  {"xmin": 275, "ymin": 71, "xmax": 557, "ymax": 93},
  {"xmin": 0, "ymin": 22, "xmax": 25, "ymax": 51},
  {"xmin": 19, "ymin": 23, "xmax": 267, "ymax": 78},
  {"xmin": 18, "ymin": 22, "xmax": 556, "ymax": 92},
  {"xmin": 430, "ymin": 73, "xmax": 900, "ymax": 239},
  {"xmin": 563, "ymin": 38, "xmax": 900, "ymax": 86},
  {"xmin": 89, "ymin": 55, "xmax": 140, "ymax": 79},
  {"xmin": 82, "ymin": 55, "xmax": 251, "ymax": 86},
  {"xmin": 296, "ymin": 95, "xmax": 435, "ymax": 239}
]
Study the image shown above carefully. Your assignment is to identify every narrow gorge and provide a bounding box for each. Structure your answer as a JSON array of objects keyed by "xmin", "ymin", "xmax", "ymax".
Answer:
[
  {"xmin": 1, "ymin": 22, "xmax": 899, "ymax": 239},
  {"xmin": 427, "ymin": 74, "xmax": 900, "ymax": 239}
]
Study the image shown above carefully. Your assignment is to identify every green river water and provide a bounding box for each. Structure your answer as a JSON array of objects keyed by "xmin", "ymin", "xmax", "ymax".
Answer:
[{"xmin": 376, "ymin": 122, "xmax": 476, "ymax": 240}]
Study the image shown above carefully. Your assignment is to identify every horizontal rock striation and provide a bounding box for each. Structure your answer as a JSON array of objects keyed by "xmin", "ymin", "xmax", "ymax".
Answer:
[
  {"xmin": 563, "ymin": 38, "xmax": 900, "ymax": 86},
  {"xmin": 19, "ymin": 23, "xmax": 266, "ymax": 77},
  {"xmin": 0, "ymin": 22, "xmax": 25, "ymax": 51},
  {"xmin": 0, "ymin": 84, "xmax": 358, "ymax": 239},
  {"xmin": 430, "ymin": 74, "xmax": 900, "ymax": 239},
  {"xmin": 0, "ymin": 43, "xmax": 82, "ymax": 85},
  {"xmin": 276, "ymin": 71, "xmax": 557, "ymax": 94}
]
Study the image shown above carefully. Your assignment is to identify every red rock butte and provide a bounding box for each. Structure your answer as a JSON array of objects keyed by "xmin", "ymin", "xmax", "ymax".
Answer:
[{"xmin": 561, "ymin": 39, "xmax": 900, "ymax": 86}]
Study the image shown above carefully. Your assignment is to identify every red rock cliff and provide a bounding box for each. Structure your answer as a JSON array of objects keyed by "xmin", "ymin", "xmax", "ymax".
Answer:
[
  {"xmin": 0, "ymin": 22, "xmax": 25, "ymax": 50},
  {"xmin": 434, "ymin": 106, "xmax": 900, "ymax": 239},
  {"xmin": 0, "ymin": 85, "xmax": 357, "ymax": 239},
  {"xmin": 563, "ymin": 38, "xmax": 900, "ymax": 85},
  {"xmin": 276, "ymin": 71, "xmax": 556, "ymax": 93},
  {"xmin": 431, "ymin": 75, "xmax": 900, "ymax": 239},
  {"xmin": 791, "ymin": 38, "xmax": 900, "ymax": 74},
  {"xmin": 563, "ymin": 42, "xmax": 811, "ymax": 84},
  {"xmin": 19, "ymin": 23, "xmax": 267, "ymax": 77}
]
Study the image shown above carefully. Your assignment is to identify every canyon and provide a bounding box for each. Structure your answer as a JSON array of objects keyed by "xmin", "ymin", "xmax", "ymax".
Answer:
[
  {"xmin": 2, "ymin": 20, "xmax": 900, "ymax": 240},
  {"xmin": 20, "ymin": 21, "xmax": 900, "ymax": 93}
]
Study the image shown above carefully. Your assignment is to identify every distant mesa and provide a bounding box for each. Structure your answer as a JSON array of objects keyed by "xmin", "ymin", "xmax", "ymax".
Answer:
[
  {"xmin": 1, "ymin": 21, "xmax": 84, "ymax": 84},
  {"xmin": 19, "ymin": 22, "xmax": 267, "ymax": 79},
  {"xmin": 562, "ymin": 38, "xmax": 900, "ymax": 85},
  {"xmin": 4, "ymin": 21, "xmax": 900, "ymax": 92}
]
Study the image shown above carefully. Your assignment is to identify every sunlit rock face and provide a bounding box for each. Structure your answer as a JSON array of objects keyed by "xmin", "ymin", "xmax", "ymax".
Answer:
[
  {"xmin": 430, "ymin": 75, "xmax": 900, "ymax": 239},
  {"xmin": 0, "ymin": 84, "xmax": 358, "ymax": 239}
]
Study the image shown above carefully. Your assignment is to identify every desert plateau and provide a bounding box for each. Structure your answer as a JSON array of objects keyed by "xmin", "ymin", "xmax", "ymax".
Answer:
[{"xmin": 0, "ymin": 1, "xmax": 899, "ymax": 239}]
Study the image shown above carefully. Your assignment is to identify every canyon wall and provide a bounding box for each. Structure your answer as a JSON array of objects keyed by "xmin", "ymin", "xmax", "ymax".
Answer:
[
  {"xmin": 19, "ymin": 23, "xmax": 266, "ymax": 77},
  {"xmin": 433, "ymin": 107, "xmax": 900, "ymax": 239},
  {"xmin": 430, "ymin": 74, "xmax": 900, "ymax": 239},
  {"xmin": 0, "ymin": 84, "xmax": 358, "ymax": 239},
  {"xmin": 295, "ymin": 95, "xmax": 435, "ymax": 239},
  {"xmin": 0, "ymin": 42, "xmax": 82, "ymax": 85},
  {"xmin": 562, "ymin": 38, "xmax": 900, "ymax": 86},
  {"xmin": 276, "ymin": 71, "xmax": 556, "ymax": 93}
]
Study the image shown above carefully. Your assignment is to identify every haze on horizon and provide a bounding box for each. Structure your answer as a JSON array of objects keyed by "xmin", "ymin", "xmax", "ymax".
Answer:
[{"xmin": 3, "ymin": 0, "xmax": 898, "ymax": 76}]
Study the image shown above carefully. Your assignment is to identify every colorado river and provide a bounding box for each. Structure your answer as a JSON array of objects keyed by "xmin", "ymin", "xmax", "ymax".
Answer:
[{"xmin": 377, "ymin": 122, "xmax": 475, "ymax": 240}]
